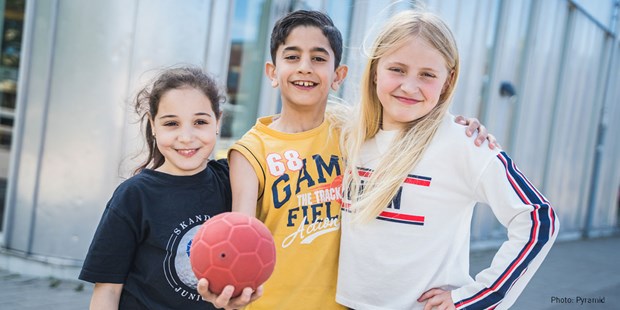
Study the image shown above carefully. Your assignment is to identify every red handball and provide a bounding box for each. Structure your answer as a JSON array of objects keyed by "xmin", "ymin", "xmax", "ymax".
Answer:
[{"xmin": 190, "ymin": 212, "xmax": 276, "ymax": 297}]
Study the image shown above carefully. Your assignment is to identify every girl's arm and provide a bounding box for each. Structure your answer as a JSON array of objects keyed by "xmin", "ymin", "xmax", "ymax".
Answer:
[
  {"xmin": 450, "ymin": 151, "xmax": 559, "ymax": 309},
  {"xmin": 89, "ymin": 283, "xmax": 122, "ymax": 310},
  {"xmin": 418, "ymin": 288, "xmax": 455, "ymax": 310}
]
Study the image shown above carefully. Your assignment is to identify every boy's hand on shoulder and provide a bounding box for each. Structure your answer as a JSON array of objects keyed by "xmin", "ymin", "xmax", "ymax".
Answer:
[
  {"xmin": 454, "ymin": 115, "xmax": 501, "ymax": 150},
  {"xmin": 197, "ymin": 278, "xmax": 263, "ymax": 309},
  {"xmin": 418, "ymin": 288, "xmax": 456, "ymax": 310}
]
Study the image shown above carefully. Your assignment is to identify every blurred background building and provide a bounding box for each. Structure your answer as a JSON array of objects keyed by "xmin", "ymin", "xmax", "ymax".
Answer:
[{"xmin": 0, "ymin": 0, "xmax": 618, "ymax": 280}]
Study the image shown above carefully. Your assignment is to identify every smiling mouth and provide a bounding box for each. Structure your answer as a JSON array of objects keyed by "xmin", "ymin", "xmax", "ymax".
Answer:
[
  {"xmin": 292, "ymin": 81, "xmax": 317, "ymax": 87},
  {"xmin": 394, "ymin": 96, "xmax": 421, "ymax": 104},
  {"xmin": 176, "ymin": 148, "xmax": 199, "ymax": 157}
]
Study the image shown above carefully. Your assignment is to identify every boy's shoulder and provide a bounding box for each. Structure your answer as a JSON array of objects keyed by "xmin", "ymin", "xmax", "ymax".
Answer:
[
  {"xmin": 434, "ymin": 113, "xmax": 501, "ymax": 163},
  {"xmin": 230, "ymin": 113, "xmax": 339, "ymax": 165},
  {"xmin": 234, "ymin": 114, "xmax": 335, "ymax": 150}
]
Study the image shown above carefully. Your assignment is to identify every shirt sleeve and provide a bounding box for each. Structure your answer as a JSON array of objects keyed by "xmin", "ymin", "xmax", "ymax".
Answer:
[
  {"xmin": 79, "ymin": 187, "xmax": 142, "ymax": 284},
  {"xmin": 228, "ymin": 138, "xmax": 266, "ymax": 199},
  {"xmin": 451, "ymin": 151, "xmax": 559, "ymax": 310}
]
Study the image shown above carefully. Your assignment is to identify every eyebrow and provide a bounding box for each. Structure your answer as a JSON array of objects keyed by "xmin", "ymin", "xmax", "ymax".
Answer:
[
  {"xmin": 158, "ymin": 112, "xmax": 214, "ymax": 119},
  {"xmin": 282, "ymin": 46, "xmax": 330, "ymax": 55},
  {"xmin": 388, "ymin": 61, "xmax": 440, "ymax": 72}
]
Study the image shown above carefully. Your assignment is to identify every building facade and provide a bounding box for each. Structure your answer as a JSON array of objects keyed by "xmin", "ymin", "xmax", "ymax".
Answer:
[{"xmin": 0, "ymin": 0, "xmax": 619, "ymax": 279}]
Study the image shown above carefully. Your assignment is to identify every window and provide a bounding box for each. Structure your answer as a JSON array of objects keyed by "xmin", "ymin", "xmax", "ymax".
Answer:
[{"xmin": 0, "ymin": 0, "xmax": 24, "ymax": 231}]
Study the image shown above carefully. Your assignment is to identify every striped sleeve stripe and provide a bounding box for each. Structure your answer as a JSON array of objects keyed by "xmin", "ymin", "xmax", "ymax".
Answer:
[
  {"xmin": 455, "ymin": 152, "xmax": 555, "ymax": 309},
  {"xmin": 549, "ymin": 206, "xmax": 557, "ymax": 235},
  {"xmin": 511, "ymin": 159, "xmax": 549, "ymax": 204},
  {"xmin": 501, "ymin": 152, "xmax": 556, "ymax": 234}
]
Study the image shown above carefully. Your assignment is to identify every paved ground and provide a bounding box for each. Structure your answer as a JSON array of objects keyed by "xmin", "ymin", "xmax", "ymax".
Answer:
[
  {"xmin": 1, "ymin": 235, "xmax": 618, "ymax": 309},
  {"xmin": 472, "ymin": 235, "xmax": 620, "ymax": 310}
]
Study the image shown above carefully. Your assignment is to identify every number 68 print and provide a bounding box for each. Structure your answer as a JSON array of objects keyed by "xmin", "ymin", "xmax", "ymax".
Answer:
[{"xmin": 266, "ymin": 150, "xmax": 304, "ymax": 176}]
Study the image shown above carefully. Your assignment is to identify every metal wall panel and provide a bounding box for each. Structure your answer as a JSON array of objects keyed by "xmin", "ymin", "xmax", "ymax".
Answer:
[
  {"xmin": 7, "ymin": 0, "xmax": 138, "ymax": 260},
  {"xmin": 511, "ymin": 0, "xmax": 567, "ymax": 184},
  {"xmin": 543, "ymin": 11, "xmax": 608, "ymax": 235},
  {"xmin": 572, "ymin": 0, "xmax": 615, "ymax": 28},
  {"xmin": 3, "ymin": 0, "xmax": 57, "ymax": 254},
  {"xmin": 588, "ymin": 38, "xmax": 620, "ymax": 236},
  {"xmin": 438, "ymin": 0, "xmax": 498, "ymax": 119},
  {"xmin": 478, "ymin": 0, "xmax": 533, "ymax": 150}
]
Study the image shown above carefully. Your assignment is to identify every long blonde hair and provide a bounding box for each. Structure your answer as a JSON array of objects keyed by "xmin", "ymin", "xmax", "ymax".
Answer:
[{"xmin": 341, "ymin": 10, "xmax": 460, "ymax": 223}]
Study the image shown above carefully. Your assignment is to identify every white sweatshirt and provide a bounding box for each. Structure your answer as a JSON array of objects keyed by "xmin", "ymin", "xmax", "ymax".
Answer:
[{"xmin": 337, "ymin": 113, "xmax": 559, "ymax": 310}]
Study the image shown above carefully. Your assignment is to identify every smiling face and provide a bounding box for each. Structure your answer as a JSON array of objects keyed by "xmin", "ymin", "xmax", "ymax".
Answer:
[
  {"xmin": 150, "ymin": 87, "xmax": 219, "ymax": 176},
  {"xmin": 266, "ymin": 26, "xmax": 346, "ymax": 110},
  {"xmin": 375, "ymin": 36, "xmax": 451, "ymax": 131}
]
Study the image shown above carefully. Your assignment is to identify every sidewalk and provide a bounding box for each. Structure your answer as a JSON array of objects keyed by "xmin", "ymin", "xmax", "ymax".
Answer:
[
  {"xmin": 1, "ymin": 235, "xmax": 618, "ymax": 309},
  {"xmin": 472, "ymin": 235, "xmax": 619, "ymax": 309}
]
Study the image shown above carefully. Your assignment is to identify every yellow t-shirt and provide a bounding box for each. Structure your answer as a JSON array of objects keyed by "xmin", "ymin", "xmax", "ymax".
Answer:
[{"xmin": 230, "ymin": 116, "xmax": 345, "ymax": 310}]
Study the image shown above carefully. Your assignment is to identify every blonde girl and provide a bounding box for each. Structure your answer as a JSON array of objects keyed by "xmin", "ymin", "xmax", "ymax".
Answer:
[{"xmin": 337, "ymin": 11, "xmax": 558, "ymax": 310}]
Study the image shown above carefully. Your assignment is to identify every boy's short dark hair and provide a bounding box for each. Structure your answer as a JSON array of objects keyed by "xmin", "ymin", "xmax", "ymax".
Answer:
[{"xmin": 270, "ymin": 10, "xmax": 343, "ymax": 68}]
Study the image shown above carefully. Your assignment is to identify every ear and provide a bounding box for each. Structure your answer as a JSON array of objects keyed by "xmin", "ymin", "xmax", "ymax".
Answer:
[
  {"xmin": 216, "ymin": 111, "xmax": 223, "ymax": 135},
  {"xmin": 265, "ymin": 62, "xmax": 279, "ymax": 88},
  {"xmin": 331, "ymin": 65, "xmax": 349, "ymax": 91},
  {"xmin": 148, "ymin": 114, "xmax": 156, "ymax": 137}
]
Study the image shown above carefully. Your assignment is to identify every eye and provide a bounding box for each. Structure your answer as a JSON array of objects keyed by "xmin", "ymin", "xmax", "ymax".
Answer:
[
  {"xmin": 163, "ymin": 121, "xmax": 178, "ymax": 127},
  {"xmin": 312, "ymin": 56, "xmax": 327, "ymax": 62},
  {"xmin": 284, "ymin": 55, "xmax": 299, "ymax": 61},
  {"xmin": 194, "ymin": 119, "xmax": 209, "ymax": 125},
  {"xmin": 388, "ymin": 67, "xmax": 405, "ymax": 74},
  {"xmin": 421, "ymin": 72, "xmax": 437, "ymax": 78}
]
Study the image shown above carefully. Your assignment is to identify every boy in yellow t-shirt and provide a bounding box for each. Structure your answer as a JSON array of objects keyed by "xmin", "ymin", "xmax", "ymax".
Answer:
[
  {"xmin": 227, "ymin": 10, "xmax": 347, "ymax": 310},
  {"xmin": 198, "ymin": 10, "xmax": 493, "ymax": 310}
]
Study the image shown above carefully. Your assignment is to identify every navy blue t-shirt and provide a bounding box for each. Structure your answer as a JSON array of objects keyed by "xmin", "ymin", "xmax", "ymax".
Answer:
[{"xmin": 79, "ymin": 159, "xmax": 231, "ymax": 309}]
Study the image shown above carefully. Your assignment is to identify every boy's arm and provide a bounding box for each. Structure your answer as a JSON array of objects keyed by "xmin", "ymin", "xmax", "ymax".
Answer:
[
  {"xmin": 229, "ymin": 150, "xmax": 259, "ymax": 217},
  {"xmin": 89, "ymin": 283, "xmax": 122, "ymax": 310},
  {"xmin": 454, "ymin": 115, "xmax": 500, "ymax": 149},
  {"xmin": 197, "ymin": 149, "xmax": 262, "ymax": 309}
]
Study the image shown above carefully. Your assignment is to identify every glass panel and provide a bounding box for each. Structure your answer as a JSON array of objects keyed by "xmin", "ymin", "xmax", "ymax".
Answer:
[
  {"xmin": 222, "ymin": 0, "xmax": 271, "ymax": 143},
  {"xmin": 325, "ymin": 0, "xmax": 353, "ymax": 49},
  {"xmin": 0, "ymin": 0, "xmax": 25, "ymax": 232}
]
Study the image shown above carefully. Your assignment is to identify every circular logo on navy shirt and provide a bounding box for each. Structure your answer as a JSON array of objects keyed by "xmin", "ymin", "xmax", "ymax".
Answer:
[
  {"xmin": 163, "ymin": 215, "xmax": 210, "ymax": 302},
  {"xmin": 174, "ymin": 225, "xmax": 201, "ymax": 289}
]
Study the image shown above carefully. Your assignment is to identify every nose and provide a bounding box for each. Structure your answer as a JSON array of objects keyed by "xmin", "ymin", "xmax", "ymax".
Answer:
[
  {"xmin": 400, "ymin": 77, "xmax": 419, "ymax": 94},
  {"xmin": 297, "ymin": 57, "xmax": 313, "ymax": 74},
  {"xmin": 178, "ymin": 126, "xmax": 193, "ymax": 143}
]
